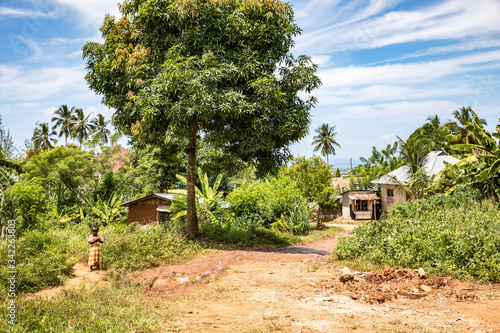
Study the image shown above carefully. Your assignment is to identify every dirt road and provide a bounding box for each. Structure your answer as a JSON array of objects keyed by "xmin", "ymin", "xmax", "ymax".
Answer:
[
  {"xmin": 32, "ymin": 228, "xmax": 500, "ymax": 332},
  {"xmin": 125, "ymin": 230, "xmax": 500, "ymax": 333}
]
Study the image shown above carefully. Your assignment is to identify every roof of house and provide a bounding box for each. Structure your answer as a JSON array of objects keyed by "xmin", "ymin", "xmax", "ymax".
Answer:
[
  {"xmin": 372, "ymin": 148, "xmax": 459, "ymax": 185},
  {"xmin": 121, "ymin": 193, "xmax": 176, "ymax": 207}
]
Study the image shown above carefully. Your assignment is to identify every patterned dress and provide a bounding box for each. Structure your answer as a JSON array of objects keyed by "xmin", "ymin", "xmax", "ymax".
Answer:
[{"xmin": 88, "ymin": 235, "xmax": 103, "ymax": 267}]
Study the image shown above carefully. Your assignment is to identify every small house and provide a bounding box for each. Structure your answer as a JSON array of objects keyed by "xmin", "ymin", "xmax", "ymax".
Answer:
[
  {"xmin": 121, "ymin": 193, "xmax": 176, "ymax": 224},
  {"xmin": 372, "ymin": 148, "xmax": 459, "ymax": 215},
  {"xmin": 341, "ymin": 190, "xmax": 380, "ymax": 220}
]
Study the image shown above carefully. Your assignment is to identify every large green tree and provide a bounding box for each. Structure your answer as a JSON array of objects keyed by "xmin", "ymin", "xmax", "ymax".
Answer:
[
  {"xmin": 312, "ymin": 123, "xmax": 340, "ymax": 164},
  {"xmin": 83, "ymin": 0, "xmax": 321, "ymax": 235}
]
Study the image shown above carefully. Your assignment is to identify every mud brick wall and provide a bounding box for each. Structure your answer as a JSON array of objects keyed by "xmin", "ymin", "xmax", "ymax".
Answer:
[{"xmin": 127, "ymin": 198, "xmax": 171, "ymax": 224}]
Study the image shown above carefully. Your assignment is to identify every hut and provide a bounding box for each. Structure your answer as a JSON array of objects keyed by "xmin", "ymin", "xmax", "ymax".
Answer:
[
  {"xmin": 372, "ymin": 148, "xmax": 459, "ymax": 215},
  {"xmin": 341, "ymin": 190, "xmax": 380, "ymax": 220},
  {"xmin": 121, "ymin": 193, "xmax": 175, "ymax": 224}
]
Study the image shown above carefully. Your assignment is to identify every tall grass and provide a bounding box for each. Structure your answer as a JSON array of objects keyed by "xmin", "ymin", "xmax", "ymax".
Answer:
[{"xmin": 0, "ymin": 284, "xmax": 175, "ymax": 332}]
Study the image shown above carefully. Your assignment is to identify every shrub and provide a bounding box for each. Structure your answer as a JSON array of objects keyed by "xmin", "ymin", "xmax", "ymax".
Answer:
[
  {"xmin": 0, "ymin": 228, "xmax": 74, "ymax": 293},
  {"xmin": 4, "ymin": 179, "xmax": 47, "ymax": 230},
  {"xmin": 226, "ymin": 175, "xmax": 310, "ymax": 235},
  {"xmin": 99, "ymin": 223, "xmax": 201, "ymax": 271},
  {"xmin": 335, "ymin": 193, "xmax": 500, "ymax": 282}
]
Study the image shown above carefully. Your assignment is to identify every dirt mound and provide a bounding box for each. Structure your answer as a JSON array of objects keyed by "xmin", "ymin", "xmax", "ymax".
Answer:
[{"xmin": 327, "ymin": 265, "xmax": 481, "ymax": 304}]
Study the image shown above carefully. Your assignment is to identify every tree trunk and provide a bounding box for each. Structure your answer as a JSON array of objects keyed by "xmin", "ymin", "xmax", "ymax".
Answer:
[{"xmin": 186, "ymin": 123, "xmax": 198, "ymax": 236}]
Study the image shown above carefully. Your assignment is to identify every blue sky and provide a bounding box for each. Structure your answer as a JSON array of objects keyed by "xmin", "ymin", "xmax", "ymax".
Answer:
[{"xmin": 1, "ymin": 0, "xmax": 500, "ymax": 169}]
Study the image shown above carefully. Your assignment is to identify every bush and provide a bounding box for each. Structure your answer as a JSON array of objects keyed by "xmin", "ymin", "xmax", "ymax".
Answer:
[
  {"xmin": 226, "ymin": 175, "xmax": 310, "ymax": 235},
  {"xmin": 335, "ymin": 192, "xmax": 500, "ymax": 282},
  {"xmin": 0, "ymin": 228, "xmax": 74, "ymax": 293},
  {"xmin": 4, "ymin": 179, "xmax": 47, "ymax": 230}
]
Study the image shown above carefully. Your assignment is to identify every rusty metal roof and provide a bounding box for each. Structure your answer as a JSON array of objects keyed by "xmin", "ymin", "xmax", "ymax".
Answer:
[{"xmin": 348, "ymin": 194, "xmax": 380, "ymax": 200}]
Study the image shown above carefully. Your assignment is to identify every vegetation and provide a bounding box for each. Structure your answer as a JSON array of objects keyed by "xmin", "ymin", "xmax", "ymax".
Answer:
[
  {"xmin": 226, "ymin": 175, "xmax": 310, "ymax": 235},
  {"xmin": 83, "ymin": 0, "xmax": 321, "ymax": 236},
  {"xmin": 0, "ymin": 284, "xmax": 174, "ymax": 332},
  {"xmin": 281, "ymin": 156, "xmax": 334, "ymax": 202},
  {"xmin": 335, "ymin": 189, "xmax": 500, "ymax": 282}
]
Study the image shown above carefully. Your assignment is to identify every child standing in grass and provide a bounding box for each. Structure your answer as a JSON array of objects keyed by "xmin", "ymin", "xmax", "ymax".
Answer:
[{"xmin": 88, "ymin": 225, "xmax": 104, "ymax": 271}]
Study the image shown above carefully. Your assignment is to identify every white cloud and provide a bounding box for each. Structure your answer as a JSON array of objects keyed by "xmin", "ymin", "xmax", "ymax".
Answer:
[
  {"xmin": 315, "ymin": 84, "xmax": 472, "ymax": 105},
  {"xmin": 318, "ymin": 50, "xmax": 500, "ymax": 89},
  {"xmin": 52, "ymin": 0, "xmax": 121, "ymax": 26},
  {"xmin": 0, "ymin": 65, "xmax": 90, "ymax": 103},
  {"xmin": 0, "ymin": 6, "xmax": 53, "ymax": 18},
  {"xmin": 295, "ymin": 0, "xmax": 500, "ymax": 54},
  {"xmin": 338, "ymin": 100, "xmax": 460, "ymax": 122}
]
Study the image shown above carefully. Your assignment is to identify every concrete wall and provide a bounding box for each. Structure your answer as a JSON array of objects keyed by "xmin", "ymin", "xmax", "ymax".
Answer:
[{"xmin": 127, "ymin": 197, "xmax": 172, "ymax": 224}]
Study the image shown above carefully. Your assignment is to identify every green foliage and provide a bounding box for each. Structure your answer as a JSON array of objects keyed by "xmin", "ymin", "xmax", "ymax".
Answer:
[
  {"xmin": 350, "ymin": 142, "xmax": 402, "ymax": 190},
  {"xmin": 335, "ymin": 192, "xmax": 500, "ymax": 282},
  {"xmin": 281, "ymin": 155, "xmax": 334, "ymax": 201},
  {"xmin": 447, "ymin": 120, "xmax": 500, "ymax": 204},
  {"xmin": 335, "ymin": 168, "xmax": 341, "ymax": 177},
  {"xmin": 170, "ymin": 167, "xmax": 225, "ymax": 224},
  {"xmin": 199, "ymin": 221, "xmax": 298, "ymax": 248},
  {"xmin": 316, "ymin": 186, "xmax": 339, "ymax": 208},
  {"xmin": 0, "ymin": 285, "xmax": 173, "ymax": 332},
  {"xmin": 83, "ymin": 0, "xmax": 321, "ymax": 235},
  {"xmin": 89, "ymin": 194, "xmax": 124, "ymax": 226},
  {"xmin": 0, "ymin": 228, "xmax": 74, "ymax": 293},
  {"xmin": 4, "ymin": 179, "xmax": 47, "ymax": 229},
  {"xmin": 31, "ymin": 122, "xmax": 57, "ymax": 151},
  {"xmin": 23, "ymin": 146, "xmax": 96, "ymax": 205},
  {"xmin": 226, "ymin": 175, "xmax": 310, "ymax": 235}
]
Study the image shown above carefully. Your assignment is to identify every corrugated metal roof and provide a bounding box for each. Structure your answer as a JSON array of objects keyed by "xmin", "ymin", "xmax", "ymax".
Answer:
[
  {"xmin": 121, "ymin": 193, "xmax": 176, "ymax": 207},
  {"xmin": 348, "ymin": 194, "xmax": 379, "ymax": 200},
  {"xmin": 371, "ymin": 149, "xmax": 459, "ymax": 185}
]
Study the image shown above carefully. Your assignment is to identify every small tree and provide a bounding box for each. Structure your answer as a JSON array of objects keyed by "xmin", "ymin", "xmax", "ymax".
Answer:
[
  {"xmin": 281, "ymin": 156, "xmax": 333, "ymax": 202},
  {"xmin": 335, "ymin": 168, "xmax": 341, "ymax": 177}
]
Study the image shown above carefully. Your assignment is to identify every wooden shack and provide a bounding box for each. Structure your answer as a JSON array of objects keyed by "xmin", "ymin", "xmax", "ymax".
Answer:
[
  {"xmin": 121, "ymin": 193, "xmax": 175, "ymax": 224},
  {"xmin": 341, "ymin": 190, "xmax": 379, "ymax": 220}
]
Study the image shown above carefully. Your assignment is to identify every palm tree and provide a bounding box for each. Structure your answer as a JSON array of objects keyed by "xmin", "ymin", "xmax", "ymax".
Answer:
[
  {"xmin": 446, "ymin": 107, "xmax": 486, "ymax": 145},
  {"xmin": 71, "ymin": 109, "xmax": 95, "ymax": 148},
  {"xmin": 312, "ymin": 123, "xmax": 341, "ymax": 165},
  {"xmin": 453, "ymin": 106, "xmax": 487, "ymax": 127},
  {"xmin": 91, "ymin": 114, "xmax": 111, "ymax": 145},
  {"xmin": 52, "ymin": 105, "xmax": 76, "ymax": 145},
  {"xmin": 32, "ymin": 122, "xmax": 57, "ymax": 151}
]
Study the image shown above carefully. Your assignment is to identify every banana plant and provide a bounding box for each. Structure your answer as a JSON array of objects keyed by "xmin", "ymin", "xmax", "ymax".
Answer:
[
  {"xmin": 447, "ymin": 122, "xmax": 500, "ymax": 204},
  {"xmin": 90, "ymin": 193, "xmax": 124, "ymax": 226},
  {"xmin": 50, "ymin": 204, "xmax": 78, "ymax": 224},
  {"xmin": 170, "ymin": 168, "xmax": 224, "ymax": 223}
]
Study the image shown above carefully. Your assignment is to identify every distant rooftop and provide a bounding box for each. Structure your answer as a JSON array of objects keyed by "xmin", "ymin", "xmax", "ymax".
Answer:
[{"xmin": 372, "ymin": 148, "xmax": 459, "ymax": 185}]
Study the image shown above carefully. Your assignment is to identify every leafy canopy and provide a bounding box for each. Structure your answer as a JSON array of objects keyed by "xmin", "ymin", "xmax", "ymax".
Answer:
[{"xmin": 83, "ymin": 0, "xmax": 321, "ymax": 235}]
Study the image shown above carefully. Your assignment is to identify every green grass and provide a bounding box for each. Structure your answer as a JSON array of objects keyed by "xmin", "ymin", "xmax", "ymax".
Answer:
[{"xmin": 0, "ymin": 284, "xmax": 176, "ymax": 332}]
